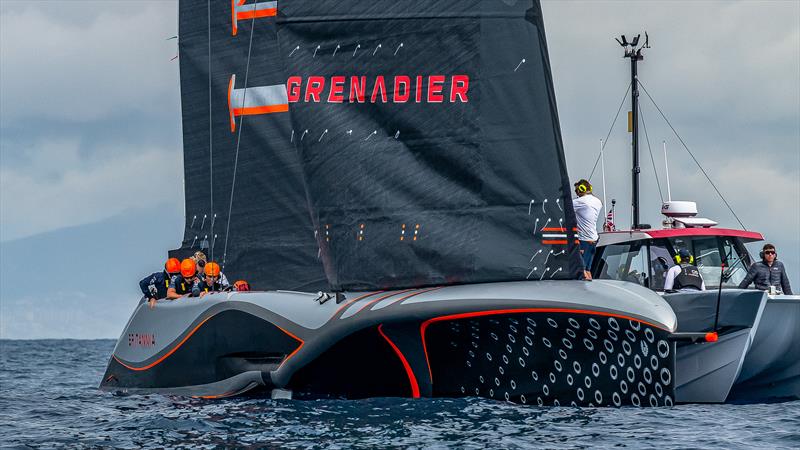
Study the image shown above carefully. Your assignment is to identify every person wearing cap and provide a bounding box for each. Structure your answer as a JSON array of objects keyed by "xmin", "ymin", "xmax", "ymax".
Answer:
[
  {"xmin": 192, "ymin": 262, "xmax": 224, "ymax": 298},
  {"xmin": 165, "ymin": 258, "xmax": 200, "ymax": 300},
  {"xmin": 192, "ymin": 251, "xmax": 230, "ymax": 288},
  {"xmin": 664, "ymin": 248, "xmax": 705, "ymax": 291},
  {"xmin": 738, "ymin": 243, "xmax": 792, "ymax": 295},
  {"xmin": 572, "ymin": 179, "xmax": 602, "ymax": 280},
  {"xmin": 139, "ymin": 258, "xmax": 181, "ymax": 306}
]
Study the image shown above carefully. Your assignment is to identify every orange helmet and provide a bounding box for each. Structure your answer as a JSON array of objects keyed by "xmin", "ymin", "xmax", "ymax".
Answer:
[
  {"xmin": 164, "ymin": 258, "xmax": 181, "ymax": 274},
  {"xmin": 234, "ymin": 280, "xmax": 250, "ymax": 292},
  {"xmin": 180, "ymin": 258, "xmax": 196, "ymax": 278},
  {"xmin": 204, "ymin": 262, "xmax": 221, "ymax": 277}
]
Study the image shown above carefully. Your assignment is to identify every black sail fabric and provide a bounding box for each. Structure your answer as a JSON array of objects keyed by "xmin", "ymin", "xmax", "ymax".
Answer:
[
  {"xmin": 172, "ymin": 0, "xmax": 582, "ymax": 292},
  {"xmin": 172, "ymin": 0, "xmax": 328, "ymax": 291},
  {"xmin": 278, "ymin": 0, "xmax": 583, "ymax": 290}
]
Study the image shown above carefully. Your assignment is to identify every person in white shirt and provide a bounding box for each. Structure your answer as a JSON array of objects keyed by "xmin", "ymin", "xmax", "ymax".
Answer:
[
  {"xmin": 663, "ymin": 248, "xmax": 705, "ymax": 291},
  {"xmin": 572, "ymin": 179, "xmax": 602, "ymax": 280}
]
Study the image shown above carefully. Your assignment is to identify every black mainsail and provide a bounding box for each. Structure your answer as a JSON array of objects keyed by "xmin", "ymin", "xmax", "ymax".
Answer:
[{"xmin": 172, "ymin": 0, "xmax": 582, "ymax": 291}]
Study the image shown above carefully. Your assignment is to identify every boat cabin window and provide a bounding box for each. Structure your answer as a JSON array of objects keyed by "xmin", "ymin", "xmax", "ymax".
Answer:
[
  {"xmin": 593, "ymin": 235, "xmax": 756, "ymax": 291},
  {"xmin": 594, "ymin": 242, "xmax": 648, "ymax": 287},
  {"xmin": 648, "ymin": 240, "xmax": 675, "ymax": 290},
  {"xmin": 670, "ymin": 237, "xmax": 722, "ymax": 286},
  {"xmin": 667, "ymin": 236, "xmax": 753, "ymax": 289},
  {"xmin": 719, "ymin": 237, "xmax": 751, "ymax": 288}
]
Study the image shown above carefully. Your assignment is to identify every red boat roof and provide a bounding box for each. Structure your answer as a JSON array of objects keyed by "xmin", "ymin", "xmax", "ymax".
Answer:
[
  {"xmin": 599, "ymin": 228, "xmax": 764, "ymax": 246},
  {"xmin": 642, "ymin": 228, "xmax": 763, "ymax": 240}
]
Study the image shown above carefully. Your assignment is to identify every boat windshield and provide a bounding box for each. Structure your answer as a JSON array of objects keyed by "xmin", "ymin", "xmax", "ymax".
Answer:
[
  {"xmin": 594, "ymin": 242, "xmax": 648, "ymax": 287},
  {"xmin": 668, "ymin": 236, "xmax": 751, "ymax": 289},
  {"xmin": 593, "ymin": 235, "xmax": 754, "ymax": 290}
]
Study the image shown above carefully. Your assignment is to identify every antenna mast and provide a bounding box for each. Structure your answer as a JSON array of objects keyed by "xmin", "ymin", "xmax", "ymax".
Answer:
[{"xmin": 616, "ymin": 32, "xmax": 649, "ymax": 229}]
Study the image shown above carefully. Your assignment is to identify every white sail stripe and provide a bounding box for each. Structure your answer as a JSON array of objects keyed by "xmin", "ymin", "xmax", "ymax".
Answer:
[
  {"xmin": 541, "ymin": 234, "xmax": 567, "ymax": 239},
  {"xmin": 235, "ymin": 1, "xmax": 277, "ymax": 14},
  {"xmin": 231, "ymin": 84, "xmax": 288, "ymax": 109}
]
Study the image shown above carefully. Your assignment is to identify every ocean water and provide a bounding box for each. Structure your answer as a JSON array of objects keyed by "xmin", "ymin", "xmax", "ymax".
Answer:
[{"xmin": 0, "ymin": 340, "xmax": 798, "ymax": 449}]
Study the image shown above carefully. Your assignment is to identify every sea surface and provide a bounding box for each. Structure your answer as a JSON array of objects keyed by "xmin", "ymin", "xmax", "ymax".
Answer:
[{"xmin": 0, "ymin": 340, "xmax": 798, "ymax": 449}]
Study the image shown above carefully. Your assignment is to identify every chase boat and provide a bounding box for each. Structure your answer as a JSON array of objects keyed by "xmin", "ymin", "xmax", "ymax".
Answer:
[{"xmin": 594, "ymin": 201, "xmax": 800, "ymax": 403}]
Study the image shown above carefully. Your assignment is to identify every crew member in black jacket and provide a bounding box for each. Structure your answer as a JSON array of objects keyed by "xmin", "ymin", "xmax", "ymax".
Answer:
[
  {"xmin": 739, "ymin": 243, "xmax": 793, "ymax": 295},
  {"xmin": 139, "ymin": 258, "xmax": 181, "ymax": 304}
]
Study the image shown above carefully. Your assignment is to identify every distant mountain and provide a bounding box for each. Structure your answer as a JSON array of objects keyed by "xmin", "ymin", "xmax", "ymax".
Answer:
[{"xmin": 0, "ymin": 205, "xmax": 184, "ymax": 338}]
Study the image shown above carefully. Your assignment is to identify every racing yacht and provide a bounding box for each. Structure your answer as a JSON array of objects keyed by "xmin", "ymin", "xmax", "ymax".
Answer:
[{"xmin": 100, "ymin": 0, "xmax": 679, "ymax": 406}]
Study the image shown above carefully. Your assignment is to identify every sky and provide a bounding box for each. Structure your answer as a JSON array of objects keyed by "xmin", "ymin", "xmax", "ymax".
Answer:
[{"xmin": 0, "ymin": 0, "xmax": 798, "ymax": 339}]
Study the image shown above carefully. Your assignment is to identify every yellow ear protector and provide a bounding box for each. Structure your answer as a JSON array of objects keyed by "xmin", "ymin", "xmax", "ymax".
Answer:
[
  {"xmin": 577, "ymin": 184, "xmax": 588, "ymax": 193},
  {"xmin": 674, "ymin": 254, "xmax": 694, "ymax": 265}
]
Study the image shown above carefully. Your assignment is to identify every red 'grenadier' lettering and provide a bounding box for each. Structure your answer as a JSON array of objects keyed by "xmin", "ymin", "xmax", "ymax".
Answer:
[
  {"xmin": 427, "ymin": 75, "xmax": 445, "ymax": 103},
  {"xmin": 371, "ymin": 76, "xmax": 388, "ymax": 103},
  {"xmin": 328, "ymin": 76, "xmax": 345, "ymax": 103},
  {"xmin": 305, "ymin": 76, "xmax": 325, "ymax": 102},
  {"xmin": 393, "ymin": 76, "xmax": 410, "ymax": 103}
]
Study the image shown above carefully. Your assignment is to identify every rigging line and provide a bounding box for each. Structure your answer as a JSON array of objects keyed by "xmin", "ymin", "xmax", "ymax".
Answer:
[
  {"xmin": 222, "ymin": 12, "xmax": 257, "ymax": 269},
  {"xmin": 588, "ymin": 81, "xmax": 632, "ymax": 181},
  {"xmin": 638, "ymin": 96, "xmax": 664, "ymax": 203},
  {"xmin": 637, "ymin": 79, "xmax": 747, "ymax": 230},
  {"xmin": 207, "ymin": 0, "xmax": 214, "ymax": 262}
]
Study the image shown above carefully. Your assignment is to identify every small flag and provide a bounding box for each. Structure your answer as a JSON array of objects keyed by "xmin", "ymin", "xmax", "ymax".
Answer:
[
  {"xmin": 603, "ymin": 209, "xmax": 615, "ymax": 231},
  {"xmin": 227, "ymin": 74, "xmax": 289, "ymax": 132},
  {"xmin": 231, "ymin": 0, "xmax": 277, "ymax": 36}
]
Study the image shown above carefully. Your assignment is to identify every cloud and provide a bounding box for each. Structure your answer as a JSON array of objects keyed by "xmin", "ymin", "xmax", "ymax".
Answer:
[
  {"xmin": 0, "ymin": 1, "xmax": 180, "ymax": 124},
  {"xmin": 0, "ymin": 137, "xmax": 183, "ymax": 241}
]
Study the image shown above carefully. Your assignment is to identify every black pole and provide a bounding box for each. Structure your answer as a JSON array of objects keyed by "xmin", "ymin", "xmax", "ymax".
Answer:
[
  {"xmin": 630, "ymin": 52, "xmax": 642, "ymax": 229},
  {"xmin": 617, "ymin": 33, "xmax": 647, "ymax": 228}
]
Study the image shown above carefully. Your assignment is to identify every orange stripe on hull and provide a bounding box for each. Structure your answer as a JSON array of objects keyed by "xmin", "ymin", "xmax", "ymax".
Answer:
[
  {"xmin": 113, "ymin": 314, "xmax": 216, "ymax": 371},
  {"xmin": 542, "ymin": 240, "xmax": 568, "ymax": 245}
]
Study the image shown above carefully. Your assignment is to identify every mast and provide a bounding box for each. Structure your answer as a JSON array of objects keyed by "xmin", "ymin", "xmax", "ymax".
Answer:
[{"xmin": 617, "ymin": 33, "xmax": 648, "ymax": 228}]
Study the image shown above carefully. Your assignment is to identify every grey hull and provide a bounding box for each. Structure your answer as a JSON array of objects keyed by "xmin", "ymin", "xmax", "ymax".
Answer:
[
  {"xmin": 728, "ymin": 295, "xmax": 800, "ymax": 402},
  {"xmin": 101, "ymin": 280, "xmax": 679, "ymax": 406},
  {"xmin": 665, "ymin": 290, "xmax": 800, "ymax": 403}
]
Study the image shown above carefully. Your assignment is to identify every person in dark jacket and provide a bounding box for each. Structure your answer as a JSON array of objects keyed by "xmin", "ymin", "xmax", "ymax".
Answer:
[
  {"xmin": 140, "ymin": 258, "xmax": 181, "ymax": 307},
  {"xmin": 738, "ymin": 243, "xmax": 793, "ymax": 295},
  {"xmin": 192, "ymin": 262, "xmax": 223, "ymax": 298},
  {"xmin": 166, "ymin": 258, "xmax": 199, "ymax": 300}
]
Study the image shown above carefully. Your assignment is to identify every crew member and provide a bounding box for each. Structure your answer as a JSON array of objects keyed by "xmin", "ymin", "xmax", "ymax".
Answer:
[
  {"xmin": 192, "ymin": 262, "xmax": 223, "ymax": 297},
  {"xmin": 664, "ymin": 248, "xmax": 705, "ymax": 291},
  {"xmin": 165, "ymin": 258, "xmax": 199, "ymax": 300},
  {"xmin": 193, "ymin": 251, "xmax": 230, "ymax": 287},
  {"xmin": 573, "ymin": 179, "xmax": 602, "ymax": 280},
  {"xmin": 738, "ymin": 244, "xmax": 793, "ymax": 295},
  {"xmin": 139, "ymin": 258, "xmax": 181, "ymax": 307}
]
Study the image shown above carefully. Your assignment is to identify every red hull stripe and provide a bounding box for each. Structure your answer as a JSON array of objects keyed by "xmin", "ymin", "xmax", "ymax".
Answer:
[
  {"xmin": 419, "ymin": 308, "xmax": 669, "ymax": 384},
  {"xmin": 354, "ymin": 289, "xmax": 416, "ymax": 315},
  {"xmin": 334, "ymin": 291, "xmax": 383, "ymax": 318},
  {"xmin": 378, "ymin": 324, "xmax": 420, "ymax": 398}
]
